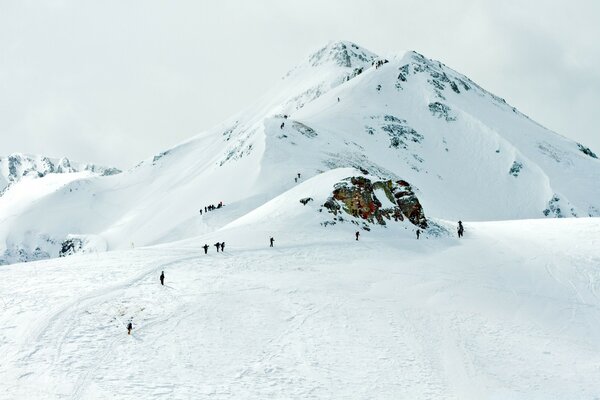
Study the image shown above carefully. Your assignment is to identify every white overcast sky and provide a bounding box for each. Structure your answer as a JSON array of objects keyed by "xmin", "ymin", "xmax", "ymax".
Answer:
[{"xmin": 1, "ymin": 0, "xmax": 599, "ymax": 168}]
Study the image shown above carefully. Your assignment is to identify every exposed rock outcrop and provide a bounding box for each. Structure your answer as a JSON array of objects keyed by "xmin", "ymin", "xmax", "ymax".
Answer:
[
  {"xmin": 577, "ymin": 143, "xmax": 597, "ymax": 159},
  {"xmin": 323, "ymin": 176, "xmax": 427, "ymax": 228}
]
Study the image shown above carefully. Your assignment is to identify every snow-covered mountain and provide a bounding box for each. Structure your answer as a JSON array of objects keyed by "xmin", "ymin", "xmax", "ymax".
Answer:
[
  {"xmin": 2, "ymin": 41, "xmax": 600, "ymax": 399},
  {"xmin": 0, "ymin": 153, "xmax": 121, "ymax": 194},
  {"xmin": 1, "ymin": 40, "xmax": 599, "ymax": 265}
]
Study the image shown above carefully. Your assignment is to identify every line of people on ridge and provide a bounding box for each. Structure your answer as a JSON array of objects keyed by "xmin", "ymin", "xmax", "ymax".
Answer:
[
  {"xmin": 373, "ymin": 59, "xmax": 389, "ymax": 69},
  {"xmin": 126, "ymin": 221, "xmax": 466, "ymax": 335},
  {"xmin": 354, "ymin": 221, "xmax": 465, "ymax": 242},
  {"xmin": 199, "ymin": 201, "xmax": 224, "ymax": 215}
]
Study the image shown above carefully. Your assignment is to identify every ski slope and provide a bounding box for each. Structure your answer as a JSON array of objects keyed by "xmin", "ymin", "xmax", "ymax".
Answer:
[{"xmin": 1, "ymin": 217, "xmax": 600, "ymax": 399}]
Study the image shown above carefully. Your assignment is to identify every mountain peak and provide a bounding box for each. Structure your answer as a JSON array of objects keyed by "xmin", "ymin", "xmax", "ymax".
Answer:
[{"xmin": 307, "ymin": 40, "xmax": 378, "ymax": 68}]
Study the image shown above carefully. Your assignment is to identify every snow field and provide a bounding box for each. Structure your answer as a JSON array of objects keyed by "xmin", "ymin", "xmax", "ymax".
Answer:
[{"xmin": 1, "ymin": 218, "xmax": 600, "ymax": 399}]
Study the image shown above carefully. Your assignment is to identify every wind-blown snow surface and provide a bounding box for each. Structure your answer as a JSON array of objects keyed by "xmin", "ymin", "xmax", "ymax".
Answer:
[
  {"xmin": 1, "ymin": 217, "xmax": 600, "ymax": 399},
  {"xmin": 1, "ymin": 41, "xmax": 599, "ymax": 265}
]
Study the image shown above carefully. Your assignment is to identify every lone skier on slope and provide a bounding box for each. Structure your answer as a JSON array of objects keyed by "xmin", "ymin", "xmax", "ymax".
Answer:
[
  {"xmin": 457, "ymin": 221, "xmax": 464, "ymax": 238},
  {"xmin": 160, "ymin": 271, "xmax": 164, "ymax": 286},
  {"xmin": 416, "ymin": 229, "xmax": 421, "ymax": 239},
  {"xmin": 270, "ymin": 237, "xmax": 274, "ymax": 247},
  {"xmin": 202, "ymin": 244, "xmax": 209, "ymax": 254},
  {"xmin": 355, "ymin": 231, "xmax": 360, "ymax": 241},
  {"xmin": 127, "ymin": 322, "xmax": 132, "ymax": 335}
]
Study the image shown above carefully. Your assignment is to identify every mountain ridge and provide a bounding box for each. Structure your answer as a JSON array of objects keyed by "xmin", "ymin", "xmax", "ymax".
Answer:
[{"xmin": 0, "ymin": 40, "xmax": 598, "ymax": 265}]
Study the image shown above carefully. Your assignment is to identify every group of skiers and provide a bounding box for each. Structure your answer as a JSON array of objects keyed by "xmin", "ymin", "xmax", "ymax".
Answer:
[
  {"xmin": 214, "ymin": 242, "xmax": 225, "ymax": 252},
  {"xmin": 294, "ymin": 173, "xmax": 301, "ymax": 183},
  {"xmin": 199, "ymin": 202, "xmax": 224, "ymax": 215},
  {"xmin": 199, "ymin": 242, "xmax": 225, "ymax": 254}
]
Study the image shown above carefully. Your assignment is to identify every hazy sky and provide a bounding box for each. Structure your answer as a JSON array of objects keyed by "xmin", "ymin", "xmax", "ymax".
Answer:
[{"xmin": 1, "ymin": 0, "xmax": 599, "ymax": 168}]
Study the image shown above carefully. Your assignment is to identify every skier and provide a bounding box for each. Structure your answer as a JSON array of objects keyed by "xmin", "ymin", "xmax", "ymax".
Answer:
[
  {"xmin": 127, "ymin": 321, "xmax": 132, "ymax": 335},
  {"xmin": 204, "ymin": 206, "xmax": 207, "ymax": 213},
  {"xmin": 280, "ymin": 122, "xmax": 285, "ymax": 129},
  {"xmin": 221, "ymin": 242, "xmax": 225, "ymax": 251},
  {"xmin": 199, "ymin": 209, "xmax": 203, "ymax": 215},
  {"xmin": 355, "ymin": 231, "xmax": 360, "ymax": 241},
  {"xmin": 416, "ymin": 229, "xmax": 421, "ymax": 239},
  {"xmin": 214, "ymin": 242, "xmax": 220, "ymax": 252},
  {"xmin": 294, "ymin": 177, "xmax": 297, "ymax": 183},
  {"xmin": 160, "ymin": 271, "xmax": 165, "ymax": 286},
  {"xmin": 297, "ymin": 173, "xmax": 301, "ymax": 179},
  {"xmin": 457, "ymin": 221, "xmax": 464, "ymax": 238},
  {"xmin": 270, "ymin": 237, "xmax": 274, "ymax": 247},
  {"xmin": 337, "ymin": 97, "xmax": 340, "ymax": 102},
  {"xmin": 202, "ymin": 244, "xmax": 209, "ymax": 254}
]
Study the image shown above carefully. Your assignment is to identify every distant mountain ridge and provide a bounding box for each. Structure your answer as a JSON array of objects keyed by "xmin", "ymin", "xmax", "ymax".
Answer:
[{"xmin": 0, "ymin": 153, "xmax": 121, "ymax": 195}]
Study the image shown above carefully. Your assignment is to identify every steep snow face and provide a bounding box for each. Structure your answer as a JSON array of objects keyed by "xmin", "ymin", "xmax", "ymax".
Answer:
[
  {"xmin": 241, "ymin": 48, "xmax": 600, "ymax": 222},
  {"xmin": 0, "ymin": 153, "xmax": 121, "ymax": 194},
  {"xmin": 1, "ymin": 41, "xmax": 599, "ymax": 265}
]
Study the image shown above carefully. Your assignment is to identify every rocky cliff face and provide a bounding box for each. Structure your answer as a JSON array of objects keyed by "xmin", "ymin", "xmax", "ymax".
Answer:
[{"xmin": 323, "ymin": 176, "xmax": 427, "ymax": 229}]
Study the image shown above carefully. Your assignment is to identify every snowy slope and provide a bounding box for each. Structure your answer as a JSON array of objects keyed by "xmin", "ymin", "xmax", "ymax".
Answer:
[
  {"xmin": 1, "ymin": 41, "xmax": 599, "ymax": 265},
  {"xmin": 1, "ymin": 217, "xmax": 599, "ymax": 399}
]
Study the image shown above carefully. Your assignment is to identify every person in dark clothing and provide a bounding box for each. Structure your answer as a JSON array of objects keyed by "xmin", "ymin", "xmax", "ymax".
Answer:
[
  {"xmin": 416, "ymin": 229, "xmax": 421, "ymax": 239},
  {"xmin": 457, "ymin": 221, "xmax": 464, "ymax": 238},
  {"xmin": 214, "ymin": 242, "xmax": 220, "ymax": 252},
  {"xmin": 199, "ymin": 209, "xmax": 203, "ymax": 215},
  {"xmin": 355, "ymin": 231, "xmax": 360, "ymax": 241},
  {"xmin": 297, "ymin": 173, "xmax": 301, "ymax": 179},
  {"xmin": 270, "ymin": 237, "xmax": 274, "ymax": 247},
  {"xmin": 160, "ymin": 271, "xmax": 164, "ymax": 286},
  {"xmin": 280, "ymin": 122, "xmax": 285, "ymax": 129},
  {"xmin": 204, "ymin": 206, "xmax": 207, "ymax": 213},
  {"xmin": 202, "ymin": 244, "xmax": 209, "ymax": 254},
  {"xmin": 127, "ymin": 322, "xmax": 132, "ymax": 335}
]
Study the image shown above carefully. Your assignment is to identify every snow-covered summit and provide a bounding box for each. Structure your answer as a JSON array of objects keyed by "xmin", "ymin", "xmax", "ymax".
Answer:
[
  {"xmin": 307, "ymin": 40, "xmax": 377, "ymax": 68},
  {"xmin": 1, "ymin": 40, "xmax": 599, "ymax": 265}
]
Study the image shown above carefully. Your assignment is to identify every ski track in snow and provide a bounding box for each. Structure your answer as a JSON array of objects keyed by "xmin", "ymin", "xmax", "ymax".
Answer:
[{"xmin": 1, "ymin": 218, "xmax": 600, "ymax": 399}]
